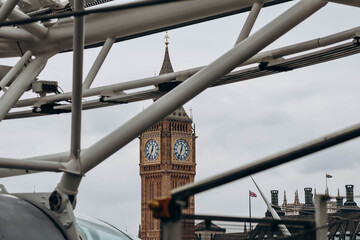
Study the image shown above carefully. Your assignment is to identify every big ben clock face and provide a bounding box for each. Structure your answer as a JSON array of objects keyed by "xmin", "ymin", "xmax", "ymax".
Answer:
[
  {"xmin": 145, "ymin": 139, "xmax": 159, "ymax": 161},
  {"xmin": 173, "ymin": 139, "xmax": 190, "ymax": 161}
]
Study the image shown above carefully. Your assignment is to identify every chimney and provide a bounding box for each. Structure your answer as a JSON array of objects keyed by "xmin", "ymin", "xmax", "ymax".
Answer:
[
  {"xmin": 300, "ymin": 188, "xmax": 315, "ymax": 215},
  {"xmin": 266, "ymin": 190, "xmax": 285, "ymax": 217},
  {"xmin": 336, "ymin": 188, "xmax": 343, "ymax": 210},
  {"xmin": 271, "ymin": 190, "xmax": 279, "ymax": 206},
  {"xmin": 304, "ymin": 188, "xmax": 313, "ymax": 205},
  {"xmin": 344, "ymin": 185, "xmax": 357, "ymax": 207}
]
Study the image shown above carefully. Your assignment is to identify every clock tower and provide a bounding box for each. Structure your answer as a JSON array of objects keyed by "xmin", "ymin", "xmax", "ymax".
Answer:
[{"xmin": 139, "ymin": 34, "xmax": 196, "ymax": 240}]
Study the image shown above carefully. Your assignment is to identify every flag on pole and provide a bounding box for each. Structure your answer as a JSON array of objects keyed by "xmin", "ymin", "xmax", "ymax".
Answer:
[
  {"xmin": 249, "ymin": 191, "xmax": 257, "ymax": 197},
  {"xmin": 326, "ymin": 174, "xmax": 333, "ymax": 178}
]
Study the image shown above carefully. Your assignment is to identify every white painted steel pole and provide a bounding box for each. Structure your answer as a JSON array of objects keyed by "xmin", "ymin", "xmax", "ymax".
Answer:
[
  {"xmin": 251, "ymin": 176, "xmax": 291, "ymax": 237},
  {"xmin": 235, "ymin": 1, "xmax": 263, "ymax": 45},
  {"xmin": 83, "ymin": 37, "xmax": 115, "ymax": 89},
  {"xmin": 0, "ymin": 27, "xmax": 35, "ymax": 41},
  {"xmin": 0, "ymin": 54, "xmax": 51, "ymax": 121},
  {"xmin": 0, "ymin": 50, "xmax": 32, "ymax": 91},
  {"xmin": 0, "ymin": 158, "xmax": 64, "ymax": 172},
  {"xmin": 0, "ymin": 0, "xmax": 47, "ymax": 39},
  {"xmin": 315, "ymin": 195, "xmax": 328, "ymax": 240},
  {"xmin": 58, "ymin": 0, "xmax": 85, "ymax": 196},
  {"xmin": 80, "ymin": 0, "xmax": 328, "ymax": 175},
  {"xmin": 0, "ymin": 0, "xmax": 20, "ymax": 22},
  {"xmin": 70, "ymin": 0, "xmax": 84, "ymax": 161}
]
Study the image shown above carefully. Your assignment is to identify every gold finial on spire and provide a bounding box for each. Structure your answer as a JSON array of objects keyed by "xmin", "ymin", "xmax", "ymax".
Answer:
[{"xmin": 165, "ymin": 31, "xmax": 169, "ymax": 47}]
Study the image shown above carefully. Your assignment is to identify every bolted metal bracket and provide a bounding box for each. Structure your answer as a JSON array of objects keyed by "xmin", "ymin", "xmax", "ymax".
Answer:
[{"xmin": 14, "ymin": 191, "xmax": 80, "ymax": 240}]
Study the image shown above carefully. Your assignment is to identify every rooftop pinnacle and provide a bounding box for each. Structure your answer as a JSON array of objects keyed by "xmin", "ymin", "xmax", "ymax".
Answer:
[{"xmin": 159, "ymin": 32, "xmax": 174, "ymax": 75}]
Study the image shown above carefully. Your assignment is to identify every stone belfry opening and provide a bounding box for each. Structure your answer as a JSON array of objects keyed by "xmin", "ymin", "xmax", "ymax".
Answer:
[{"xmin": 139, "ymin": 33, "xmax": 196, "ymax": 240}]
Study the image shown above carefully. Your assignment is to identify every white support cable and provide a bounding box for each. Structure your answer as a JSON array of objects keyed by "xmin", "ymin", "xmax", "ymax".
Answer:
[
  {"xmin": 235, "ymin": 1, "xmax": 263, "ymax": 45},
  {"xmin": 0, "ymin": 0, "xmax": 47, "ymax": 39},
  {"xmin": 0, "ymin": 50, "xmax": 32, "ymax": 91},
  {"xmin": 83, "ymin": 37, "xmax": 115, "ymax": 89},
  {"xmin": 0, "ymin": 0, "xmax": 20, "ymax": 22}
]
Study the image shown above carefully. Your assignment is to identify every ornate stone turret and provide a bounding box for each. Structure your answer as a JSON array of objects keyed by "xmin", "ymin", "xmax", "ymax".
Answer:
[
  {"xmin": 283, "ymin": 191, "xmax": 287, "ymax": 205},
  {"xmin": 294, "ymin": 189, "xmax": 300, "ymax": 205},
  {"xmin": 336, "ymin": 188, "xmax": 344, "ymax": 211},
  {"xmin": 159, "ymin": 32, "xmax": 174, "ymax": 75},
  {"xmin": 157, "ymin": 32, "xmax": 192, "ymax": 123}
]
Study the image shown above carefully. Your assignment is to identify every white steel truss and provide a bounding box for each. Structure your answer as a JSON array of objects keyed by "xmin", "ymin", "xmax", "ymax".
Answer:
[{"xmin": 0, "ymin": 0, "xmax": 359, "ymax": 239}]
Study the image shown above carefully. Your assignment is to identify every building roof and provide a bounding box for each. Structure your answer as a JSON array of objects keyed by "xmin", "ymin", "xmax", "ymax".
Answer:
[
  {"xmin": 158, "ymin": 33, "xmax": 192, "ymax": 123},
  {"xmin": 159, "ymin": 38, "xmax": 174, "ymax": 75},
  {"xmin": 195, "ymin": 220, "xmax": 226, "ymax": 232}
]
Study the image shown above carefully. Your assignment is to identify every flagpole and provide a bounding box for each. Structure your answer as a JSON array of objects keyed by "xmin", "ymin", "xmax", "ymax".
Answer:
[{"xmin": 249, "ymin": 190, "xmax": 252, "ymax": 231}]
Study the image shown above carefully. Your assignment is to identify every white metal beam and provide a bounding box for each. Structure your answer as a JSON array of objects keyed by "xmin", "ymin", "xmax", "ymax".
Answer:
[
  {"xmin": 0, "ymin": 0, "xmax": 21, "ymax": 22},
  {"xmin": 0, "ymin": 158, "xmax": 65, "ymax": 172},
  {"xmin": 58, "ymin": 0, "xmax": 86, "ymax": 197},
  {"xmin": 251, "ymin": 176, "xmax": 291, "ymax": 237},
  {"xmin": 315, "ymin": 195, "xmax": 329, "ymax": 240},
  {"xmin": 0, "ymin": 27, "xmax": 35, "ymax": 41},
  {"xmin": 235, "ymin": 1, "xmax": 263, "ymax": 45},
  {"xmin": 0, "ymin": 50, "xmax": 32, "ymax": 91},
  {"xmin": 78, "ymin": 0, "xmax": 328, "ymax": 177},
  {"xmin": 12, "ymin": 25, "xmax": 359, "ymax": 111},
  {"xmin": 0, "ymin": 53, "xmax": 52, "ymax": 121},
  {"xmin": 0, "ymin": 0, "xmax": 47, "ymax": 39},
  {"xmin": 329, "ymin": 0, "xmax": 360, "ymax": 7},
  {"xmin": 0, "ymin": 0, "xmax": 295, "ymax": 57},
  {"xmin": 83, "ymin": 37, "xmax": 115, "ymax": 89}
]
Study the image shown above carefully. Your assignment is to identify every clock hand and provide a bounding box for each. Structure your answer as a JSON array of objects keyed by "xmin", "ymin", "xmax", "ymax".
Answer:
[
  {"xmin": 152, "ymin": 145, "xmax": 156, "ymax": 155},
  {"xmin": 149, "ymin": 145, "xmax": 153, "ymax": 155}
]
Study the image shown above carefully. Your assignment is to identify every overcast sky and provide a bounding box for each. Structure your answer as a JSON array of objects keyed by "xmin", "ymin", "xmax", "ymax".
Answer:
[{"xmin": 0, "ymin": 0, "xmax": 360, "ymax": 235}]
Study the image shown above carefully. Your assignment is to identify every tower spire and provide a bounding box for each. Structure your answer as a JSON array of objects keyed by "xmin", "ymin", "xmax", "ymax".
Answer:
[
  {"xmin": 165, "ymin": 31, "xmax": 169, "ymax": 47},
  {"xmin": 159, "ymin": 32, "xmax": 174, "ymax": 75},
  {"xmin": 294, "ymin": 189, "xmax": 300, "ymax": 205},
  {"xmin": 283, "ymin": 191, "xmax": 287, "ymax": 205}
]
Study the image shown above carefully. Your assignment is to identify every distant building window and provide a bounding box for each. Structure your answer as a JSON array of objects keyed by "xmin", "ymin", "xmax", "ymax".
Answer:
[
  {"xmin": 334, "ymin": 231, "xmax": 340, "ymax": 240},
  {"xmin": 345, "ymin": 231, "xmax": 351, "ymax": 240},
  {"xmin": 356, "ymin": 232, "xmax": 360, "ymax": 240}
]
